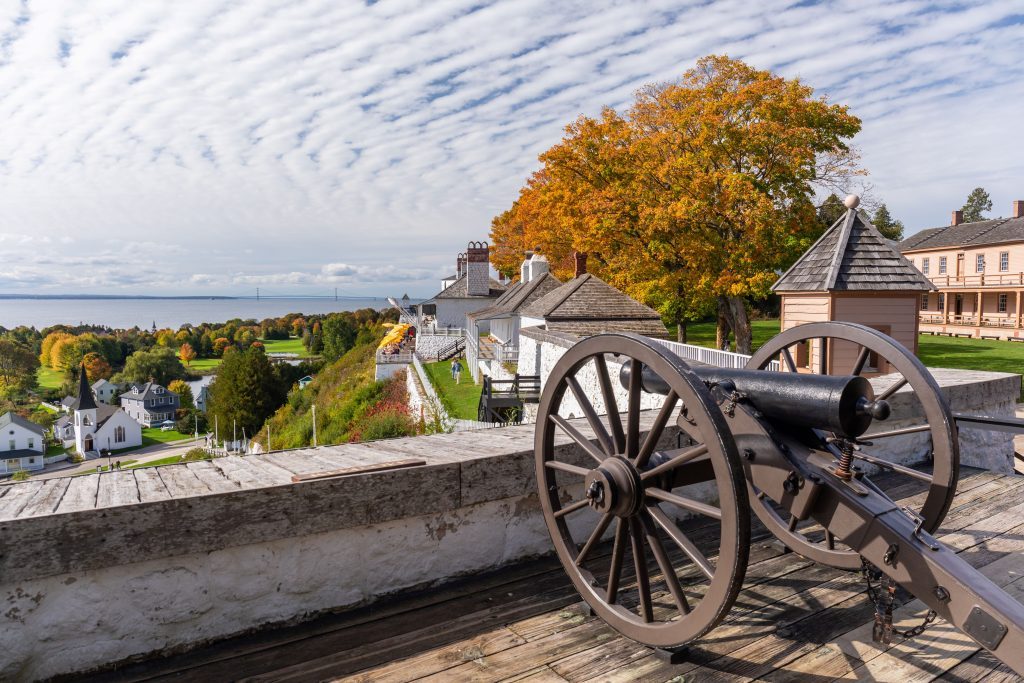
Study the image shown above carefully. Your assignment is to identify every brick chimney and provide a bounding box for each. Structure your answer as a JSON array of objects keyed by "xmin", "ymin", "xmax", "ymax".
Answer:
[
  {"xmin": 573, "ymin": 251, "xmax": 588, "ymax": 278},
  {"xmin": 456, "ymin": 253, "xmax": 466, "ymax": 278},
  {"xmin": 951, "ymin": 210, "xmax": 964, "ymax": 226},
  {"xmin": 466, "ymin": 241, "xmax": 490, "ymax": 296},
  {"xmin": 1013, "ymin": 200, "xmax": 1024, "ymax": 219}
]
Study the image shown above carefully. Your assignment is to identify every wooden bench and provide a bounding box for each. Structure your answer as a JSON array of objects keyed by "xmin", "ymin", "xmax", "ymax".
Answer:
[
  {"xmin": 953, "ymin": 333, "xmax": 973, "ymax": 338},
  {"xmin": 980, "ymin": 335, "xmax": 1002, "ymax": 340},
  {"xmin": 1008, "ymin": 337, "xmax": 1024, "ymax": 343}
]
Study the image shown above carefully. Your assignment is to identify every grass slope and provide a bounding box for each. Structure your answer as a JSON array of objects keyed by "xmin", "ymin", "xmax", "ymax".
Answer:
[
  {"xmin": 261, "ymin": 337, "xmax": 311, "ymax": 356},
  {"xmin": 259, "ymin": 326, "xmax": 415, "ymax": 450},
  {"xmin": 422, "ymin": 360, "xmax": 482, "ymax": 420},
  {"xmin": 37, "ymin": 366, "xmax": 64, "ymax": 390}
]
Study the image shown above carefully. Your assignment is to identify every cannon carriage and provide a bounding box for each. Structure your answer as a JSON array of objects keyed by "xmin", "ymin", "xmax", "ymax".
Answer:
[{"xmin": 533, "ymin": 321, "xmax": 1024, "ymax": 672}]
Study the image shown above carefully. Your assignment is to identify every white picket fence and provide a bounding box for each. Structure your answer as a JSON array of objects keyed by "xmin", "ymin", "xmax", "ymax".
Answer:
[{"xmin": 648, "ymin": 338, "xmax": 781, "ymax": 372}]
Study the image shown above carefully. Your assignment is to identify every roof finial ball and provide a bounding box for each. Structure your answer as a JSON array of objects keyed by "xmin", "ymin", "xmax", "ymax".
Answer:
[{"xmin": 844, "ymin": 194, "xmax": 860, "ymax": 209}]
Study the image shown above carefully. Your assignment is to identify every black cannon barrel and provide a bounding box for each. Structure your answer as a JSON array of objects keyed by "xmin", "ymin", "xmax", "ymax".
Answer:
[{"xmin": 620, "ymin": 361, "xmax": 889, "ymax": 438}]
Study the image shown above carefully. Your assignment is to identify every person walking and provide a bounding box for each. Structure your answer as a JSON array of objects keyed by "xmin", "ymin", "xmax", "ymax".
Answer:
[
  {"xmin": 453, "ymin": 359, "xmax": 463, "ymax": 385},
  {"xmin": 451, "ymin": 358, "xmax": 459, "ymax": 380}
]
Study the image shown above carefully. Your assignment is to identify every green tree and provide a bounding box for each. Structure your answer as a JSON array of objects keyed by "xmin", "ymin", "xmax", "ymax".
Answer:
[
  {"xmin": 116, "ymin": 347, "xmax": 187, "ymax": 386},
  {"xmin": 168, "ymin": 379, "xmax": 194, "ymax": 410},
  {"xmin": 961, "ymin": 187, "xmax": 993, "ymax": 223},
  {"xmin": 816, "ymin": 193, "xmax": 847, "ymax": 230},
  {"xmin": 0, "ymin": 340, "xmax": 40, "ymax": 396},
  {"xmin": 207, "ymin": 346, "xmax": 286, "ymax": 439},
  {"xmin": 322, "ymin": 314, "xmax": 358, "ymax": 361},
  {"xmin": 872, "ymin": 203, "xmax": 905, "ymax": 241}
]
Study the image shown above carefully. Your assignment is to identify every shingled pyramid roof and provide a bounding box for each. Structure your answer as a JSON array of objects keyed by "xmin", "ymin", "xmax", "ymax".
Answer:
[
  {"xmin": 521, "ymin": 273, "xmax": 668, "ymax": 338},
  {"xmin": 773, "ymin": 209, "xmax": 934, "ymax": 293}
]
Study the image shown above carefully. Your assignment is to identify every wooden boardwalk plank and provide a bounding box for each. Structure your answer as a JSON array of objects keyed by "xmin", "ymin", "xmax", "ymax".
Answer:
[
  {"xmin": 17, "ymin": 478, "xmax": 70, "ymax": 517},
  {"xmin": 96, "ymin": 471, "xmax": 141, "ymax": 508},
  {"xmin": 212, "ymin": 456, "xmax": 284, "ymax": 489},
  {"xmin": 0, "ymin": 481, "xmax": 43, "ymax": 519},
  {"xmin": 100, "ymin": 467, "xmax": 1021, "ymax": 683},
  {"xmin": 185, "ymin": 461, "xmax": 240, "ymax": 493},
  {"xmin": 157, "ymin": 464, "xmax": 210, "ymax": 498},
  {"xmin": 56, "ymin": 474, "xmax": 100, "ymax": 513},
  {"xmin": 242, "ymin": 456, "xmax": 300, "ymax": 484},
  {"xmin": 133, "ymin": 468, "xmax": 172, "ymax": 503}
]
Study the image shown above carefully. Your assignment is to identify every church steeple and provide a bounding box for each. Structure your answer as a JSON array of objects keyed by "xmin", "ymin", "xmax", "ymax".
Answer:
[{"xmin": 76, "ymin": 365, "xmax": 97, "ymax": 411}]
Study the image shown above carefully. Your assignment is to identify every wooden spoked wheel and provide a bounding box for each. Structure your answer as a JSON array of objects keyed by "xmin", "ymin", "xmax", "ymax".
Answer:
[
  {"xmin": 535, "ymin": 333, "xmax": 750, "ymax": 649},
  {"xmin": 746, "ymin": 321, "xmax": 959, "ymax": 570}
]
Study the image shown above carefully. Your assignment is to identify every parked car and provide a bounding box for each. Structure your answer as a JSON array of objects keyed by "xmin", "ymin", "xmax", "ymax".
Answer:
[{"xmin": 160, "ymin": 420, "xmax": 176, "ymax": 432}]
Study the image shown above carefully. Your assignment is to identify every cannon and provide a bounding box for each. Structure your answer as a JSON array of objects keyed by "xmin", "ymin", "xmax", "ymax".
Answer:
[{"xmin": 533, "ymin": 321, "xmax": 1024, "ymax": 671}]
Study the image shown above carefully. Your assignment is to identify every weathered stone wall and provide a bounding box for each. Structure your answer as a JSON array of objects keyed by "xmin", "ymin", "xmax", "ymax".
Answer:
[
  {"xmin": 0, "ymin": 417, "xmax": 675, "ymax": 680},
  {"xmin": 519, "ymin": 327, "xmax": 667, "ymax": 423},
  {"xmin": 0, "ymin": 493, "xmax": 594, "ymax": 681}
]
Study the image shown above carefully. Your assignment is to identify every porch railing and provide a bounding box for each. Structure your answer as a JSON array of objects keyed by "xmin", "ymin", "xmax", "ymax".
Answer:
[
  {"xmin": 495, "ymin": 344, "xmax": 519, "ymax": 365},
  {"xmin": 928, "ymin": 272, "xmax": 1024, "ymax": 288},
  {"xmin": 375, "ymin": 350, "xmax": 415, "ymax": 364}
]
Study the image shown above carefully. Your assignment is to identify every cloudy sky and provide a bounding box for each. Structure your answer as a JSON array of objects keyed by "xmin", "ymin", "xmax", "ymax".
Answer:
[{"xmin": 0, "ymin": 0, "xmax": 1021, "ymax": 297}]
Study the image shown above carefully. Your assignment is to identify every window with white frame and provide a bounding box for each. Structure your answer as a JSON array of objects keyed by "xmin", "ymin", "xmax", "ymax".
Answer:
[
  {"xmin": 921, "ymin": 294, "xmax": 929, "ymax": 310},
  {"xmin": 977, "ymin": 254, "xmax": 985, "ymax": 272},
  {"xmin": 999, "ymin": 294, "xmax": 1008, "ymax": 313},
  {"xmin": 939, "ymin": 256, "xmax": 947, "ymax": 274},
  {"xmin": 922, "ymin": 257, "xmax": 930, "ymax": 274},
  {"xmin": 1000, "ymin": 252, "xmax": 1009, "ymax": 272}
]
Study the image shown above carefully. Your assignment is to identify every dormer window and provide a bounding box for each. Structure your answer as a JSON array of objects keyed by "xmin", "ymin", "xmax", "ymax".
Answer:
[
  {"xmin": 156, "ymin": 387, "xmax": 164, "ymax": 394},
  {"xmin": 133, "ymin": 386, "xmax": 139, "ymax": 394}
]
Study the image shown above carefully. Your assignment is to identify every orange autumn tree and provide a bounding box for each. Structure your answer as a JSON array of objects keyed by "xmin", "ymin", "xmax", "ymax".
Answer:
[
  {"xmin": 490, "ymin": 55, "xmax": 863, "ymax": 351},
  {"xmin": 82, "ymin": 352, "xmax": 112, "ymax": 382},
  {"xmin": 179, "ymin": 342, "xmax": 197, "ymax": 367}
]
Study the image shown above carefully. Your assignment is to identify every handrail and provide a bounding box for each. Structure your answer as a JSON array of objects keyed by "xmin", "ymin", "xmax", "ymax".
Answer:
[{"xmin": 648, "ymin": 338, "xmax": 781, "ymax": 371}]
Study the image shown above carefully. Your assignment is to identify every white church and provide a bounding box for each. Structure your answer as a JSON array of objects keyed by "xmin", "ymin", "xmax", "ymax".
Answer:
[{"xmin": 70, "ymin": 366, "xmax": 142, "ymax": 456}]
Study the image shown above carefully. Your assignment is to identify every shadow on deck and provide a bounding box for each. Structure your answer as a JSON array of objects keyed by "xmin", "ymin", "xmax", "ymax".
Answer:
[{"xmin": 94, "ymin": 467, "xmax": 1024, "ymax": 683}]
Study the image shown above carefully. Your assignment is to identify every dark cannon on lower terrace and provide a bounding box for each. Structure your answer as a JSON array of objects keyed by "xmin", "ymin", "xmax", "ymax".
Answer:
[{"xmin": 533, "ymin": 321, "xmax": 1024, "ymax": 671}]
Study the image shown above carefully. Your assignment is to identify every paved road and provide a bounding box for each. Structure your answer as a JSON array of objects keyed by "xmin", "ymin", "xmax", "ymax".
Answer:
[{"xmin": 34, "ymin": 438, "xmax": 206, "ymax": 480}]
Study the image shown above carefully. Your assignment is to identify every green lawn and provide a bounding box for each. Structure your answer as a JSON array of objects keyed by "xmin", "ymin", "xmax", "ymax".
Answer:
[
  {"xmin": 672, "ymin": 318, "xmax": 1024, "ymax": 396},
  {"xmin": 141, "ymin": 427, "xmax": 194, "ymax": 445},
  {"xmin": 182, "ymin": 357, "xmax": 221, "ymax": 373},
  {"xmin": 423, "ymin": 360, "xmax": 483, "ymax": 420},
  {"xmin": 37, "ymin": 366, "xmax": 64, "ymax": 390},
  {"xmin": 261, "ymin": 337, "xmax": 311, "ymax": 357},
  {"xmin": 45, "ymin": 444, "xmax": 66, "ymax": 456},
  {"xmin": 127, "ymin": 453, "xmax": 211, "ymax": 469},
  {"xmin": 668, "ymin": 320, "xmax": 782, "ymax": 352}
]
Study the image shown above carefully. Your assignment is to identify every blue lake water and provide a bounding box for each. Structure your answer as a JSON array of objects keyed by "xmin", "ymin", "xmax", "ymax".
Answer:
[{"xmin": 0, "ymin": 297, "xmax": 406, "ymax": 330}]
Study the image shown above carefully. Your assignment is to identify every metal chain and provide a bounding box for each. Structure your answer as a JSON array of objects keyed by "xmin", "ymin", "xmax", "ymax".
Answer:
[{"xmin": 861, "ymin": 558, "xmax": 938, "ymax": 641}]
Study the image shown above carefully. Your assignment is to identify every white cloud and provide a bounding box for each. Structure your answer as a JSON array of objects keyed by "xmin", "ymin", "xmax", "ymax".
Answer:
[{"xmin": 0, "ymin": 0, "xmax": 1021, "ymax": 296}]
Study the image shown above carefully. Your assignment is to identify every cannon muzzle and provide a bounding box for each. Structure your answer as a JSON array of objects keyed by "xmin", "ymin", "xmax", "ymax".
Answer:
[{"xmin": 620, "ymin": 360, "xmax": 888, "ymax": 438}]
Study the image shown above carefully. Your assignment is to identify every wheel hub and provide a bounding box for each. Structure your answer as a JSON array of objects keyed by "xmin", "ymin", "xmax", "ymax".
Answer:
[{"xmin": 584, "ymin": 457, "xmax": 644, "ymax": 518}]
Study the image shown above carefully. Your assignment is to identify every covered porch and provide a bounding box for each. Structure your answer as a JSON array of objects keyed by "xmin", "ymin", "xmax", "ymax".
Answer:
[{"xmin": 919, "ymin": 288, "xmax": 1024, "ymax": 339}]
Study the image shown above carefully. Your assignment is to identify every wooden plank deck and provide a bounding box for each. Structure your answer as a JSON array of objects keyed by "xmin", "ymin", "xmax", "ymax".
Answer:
[{"xmin": 94, "ymin": 467, "xmax": 1024, "ymax": 682}]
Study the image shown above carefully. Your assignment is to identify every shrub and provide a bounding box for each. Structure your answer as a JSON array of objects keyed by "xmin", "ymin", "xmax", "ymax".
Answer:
[
  {"xmin": 182, "ymin": 448, "xmax": 211, "ymax": 462},
  {"xmin": 11, "ymin": 470, "xmax": 29, "ymax": 481}
]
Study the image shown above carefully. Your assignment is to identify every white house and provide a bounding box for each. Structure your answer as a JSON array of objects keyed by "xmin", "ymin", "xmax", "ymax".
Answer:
[
  {"xmin": 0, "ymin": 412, "xmax": 46, "ymax": 475},
  {"xmin": 72, "ymin": 367, "xmax": 142, "ymax": 456},
  {"xmin": 91, "ymin": 379, "xmax": 119, "ymax": 405},
  {"xmin": 464, "ymin": 251, "xmax": 563, "ymax": 381},
  {"xmin": 416, "ymin": 242, "xmax": 508, "ymax": 330}
]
